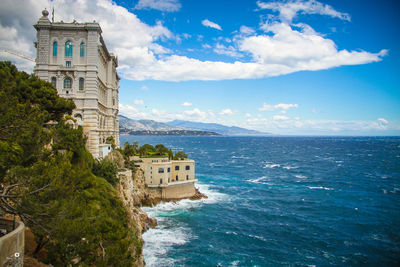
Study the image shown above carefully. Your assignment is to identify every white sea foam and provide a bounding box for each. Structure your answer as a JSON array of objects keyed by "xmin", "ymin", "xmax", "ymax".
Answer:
[
  {"xmin": 231, "ymin": 155, "xmax": 250, "ymax": 159},
  {"xmin": 248, "ymin": 234, "xmax": 267, "ymax": 242},
  {"xmin": 248, "ymin": 176, "xmax": 272, "ymax": 185},
  {"xmin": 307, "ymin": 186, "xmax": 333, "ymax": 190},
  {"xmin": 283, "ymin": 165, "xmax": 298, "ymax": 170},
  {"xmin": 142, "ymin": 183, "xmax": 229, "ymax": 266},
  {"xmin": 264, "ymin": 163, "xmax": 280, "ymax": 169},
  {"xmin": 142, "ymin": 225, "xmax": 191, "ymax": 267},
  {"xmin": 295, "ymin": 174, "xmax": 307, "ymax": 179}
]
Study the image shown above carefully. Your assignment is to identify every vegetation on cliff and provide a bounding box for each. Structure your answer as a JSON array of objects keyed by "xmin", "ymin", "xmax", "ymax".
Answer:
[{"xmin": 0, "ymin": 62, "xmax": 141, "ymax": 266}]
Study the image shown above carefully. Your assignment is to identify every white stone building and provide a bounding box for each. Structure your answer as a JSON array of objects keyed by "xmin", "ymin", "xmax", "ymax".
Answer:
[{"xmin": 33, "ymin": 10, "xmax": 119, "ymax": 158}]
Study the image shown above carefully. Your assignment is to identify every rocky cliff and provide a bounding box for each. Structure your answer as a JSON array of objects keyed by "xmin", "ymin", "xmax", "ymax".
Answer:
[{"xmin": 116, "ymin": 168, "xmax": 207, "ymax": 266}]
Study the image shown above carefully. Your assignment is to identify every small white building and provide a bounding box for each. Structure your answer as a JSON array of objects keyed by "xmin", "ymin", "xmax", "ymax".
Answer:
[{"xmin": 133, "ymin": 156, "xmax": 198, "ymax": 199}]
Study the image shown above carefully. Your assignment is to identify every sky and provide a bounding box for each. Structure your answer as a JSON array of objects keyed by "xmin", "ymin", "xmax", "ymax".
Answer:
[{"xmin": 0, "ymin": 0, "xmax": 399, "ymax": 135}]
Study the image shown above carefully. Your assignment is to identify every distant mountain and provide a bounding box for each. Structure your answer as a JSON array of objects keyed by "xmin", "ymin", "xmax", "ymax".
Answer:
[
  {"xmin": 119, "ymin": 115, "xmax": 180, "ymax": 131},
  {"xmin": 119, "ymin": 115, "xmax": 271, "ymax": 136},
  {"xmin": 119, "ymin": 115, "xmax": 221, "ymax": 136},
  {"xmin": 167, "ymin": 120, "xmax": 272, "ymax": 136}
]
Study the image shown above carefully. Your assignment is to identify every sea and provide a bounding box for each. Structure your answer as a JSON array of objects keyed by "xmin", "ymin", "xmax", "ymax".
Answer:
[{"xmin": 119, "ymin": 136, "xmax": 400, "ymax": 266}]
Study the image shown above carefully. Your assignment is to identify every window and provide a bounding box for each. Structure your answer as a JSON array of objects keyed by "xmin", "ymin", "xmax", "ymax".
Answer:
[
  {"xmin": 66, "ymin": 61, "xmax": 71, "ymax": 67},
  {"xmin": 186, "ymin": 165, "xmax": 190, "ymax": 170},
  {"xmin": 53, "ymin": 41, "xmax": 58, "ymax": 56},
  {"xmin": 112, "ymin": 98, "xmax": 115, "ymax": 106},
  {"xmin": 79, "ymin": 78, "xmax": 84, "ymax": 90},
  {"xmin": 167, "ymin": 167, "xmax": 170, "ymax": 173},
  {"xmin": 64, "ymin": 77, "xmax": 72, "ymax": 89},
  {"xmin": 186, "ymin": 175, "xmax": 189, "ymax": 180},
  {"xmin": 80, "ymin": 42, "xmax": 85, "ymax": 57},
  {"xmin": 160, "ymin": 179, "xmax": 162, "ymax": 184},
  {"xmin": 51, "ymin": 77, "xmax": 57, "ymax": 88},
  {"xmin": 158, "ymin": 168, "xmax": 164, "ymax": 173},
  {"xmin": 175, "ymin": 166, "xmax": 179, "ymax": 171},
  {"xmin": 176, "ymin": 175, "xmax": 178, "ymax": 181},
  {"xmin": 65, "ymin": 40, "xmax": 73, "ymax": 57}
]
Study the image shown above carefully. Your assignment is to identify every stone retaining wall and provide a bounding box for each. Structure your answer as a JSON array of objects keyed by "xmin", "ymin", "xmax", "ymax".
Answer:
[{"xmin": 0, "ymin": 218, "xmax": 24, "ymax": 267}]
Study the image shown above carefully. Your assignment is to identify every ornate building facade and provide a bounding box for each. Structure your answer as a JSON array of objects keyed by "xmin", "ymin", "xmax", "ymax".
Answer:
[{"xmin": 33, "ymin": 10, "xmax": 119, "ymax": 158}]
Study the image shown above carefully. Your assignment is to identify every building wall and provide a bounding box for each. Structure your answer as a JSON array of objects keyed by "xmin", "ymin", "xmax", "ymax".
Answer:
[
  {"xmin": 33, "ymin": 10, "xmax": 119, "ymax": 158},
  {"xmin": 171, "ymin": 160, "xmax": 195, "ymax": 182}
]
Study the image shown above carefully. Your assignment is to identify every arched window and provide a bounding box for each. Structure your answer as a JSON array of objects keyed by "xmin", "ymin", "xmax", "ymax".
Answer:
[
  {"xmin": 80, "ymin": 42, "xmax": 85, "ymax": 57},
  {"xmin": 64, "ymin": 77, "xmax": 72, "ymax": 89},
  {"xmin": 79, "ymin": 78, "xmax": 84, "ymax": 90},
  {"xmin": 51, "ymin": 77, "xmax": 57, "ymax": 88},
  {"xmin": 65, "ymin": 40, "xmax": 73, "ymax": 57},
  {"xmin": 53, "ymin": 41, "xmax": 58, "ymax": 56}
]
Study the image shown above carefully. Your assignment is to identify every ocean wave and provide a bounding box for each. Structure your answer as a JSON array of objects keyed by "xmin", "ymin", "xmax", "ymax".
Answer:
[
  {"xmin": 307, "ymin": 186, "xmax": 334, "ymax": 190},
  {"xmin": 231, "ymin": 155, "xmax": 250, "ymax": 159},
  {"xmin": 295, "ymin": 175, "xmax": 307, "ymax": 179},
  {"xmin": 247, "ymin": 176, "xmax": 273, "ymax": 185},
  {"xmin": 142, "ymin": 183, "xmax": 228, "ymax": 266},
  {"xmin": 264, "ymin": 163, "xmax": 280, "ymax": 169},
  {"xmin": 283, "ymin": 166, "xmax": 298, "ymax": 170},
  {"xmin": 142, "ymin": 226, "xmax": 191, "ymax": 267}
]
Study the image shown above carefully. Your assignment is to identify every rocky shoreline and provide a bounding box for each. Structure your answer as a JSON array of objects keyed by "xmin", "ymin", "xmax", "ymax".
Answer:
[{"xmin": 117, "ymin": 169, "xmax": 207, "ymax": 266}]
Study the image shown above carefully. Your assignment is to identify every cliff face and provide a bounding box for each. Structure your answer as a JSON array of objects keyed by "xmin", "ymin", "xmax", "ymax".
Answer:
[
  {"xmin": 117, "ymin": 169, "xmax": 157, "ymax": 266},
  {"xmin": 116, "ymin": 168, "xmax": 207, "ymax": 266}
]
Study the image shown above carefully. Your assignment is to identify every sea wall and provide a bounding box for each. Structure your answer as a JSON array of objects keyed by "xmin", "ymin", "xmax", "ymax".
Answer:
[{"xmin": 148, "ymin": 183, "xmax": 196, "ymax": 200}]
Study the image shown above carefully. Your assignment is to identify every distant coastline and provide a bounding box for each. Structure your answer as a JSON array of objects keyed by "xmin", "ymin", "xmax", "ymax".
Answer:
[{"xmin": 120, "ymin": 129, "xmax": 222, "ymax": 136}]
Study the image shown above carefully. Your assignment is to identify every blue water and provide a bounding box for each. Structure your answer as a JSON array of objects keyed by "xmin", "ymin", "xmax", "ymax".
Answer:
[{"xmin": 120, "ymin": 136, "xmax": 400, "ymax": 266}]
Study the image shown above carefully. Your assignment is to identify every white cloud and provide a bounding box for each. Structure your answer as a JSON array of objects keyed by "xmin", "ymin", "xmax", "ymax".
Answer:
[
  {"xmin": 135, "ymin": 0, "xmax": 181, "ymax": 12},
  {"xmin": 240, "ymin": 26, "xmax": 256, "ymax": 35},
  {"xmin": 140, "ymin": 85, "xmax": 149, "ymax": 91},
  {"xmin": 259, "ymin": 102, "xmax": 299, "ymax": 111},
  {"xmin": 257, "ymin": 0, "xmax": 351, "ymax": 23},
  {"xmin": 247, "ymin": 116, "xmax": 396, "ymax": 132},
  {"xmin": 273, "ymin": 115, "xmax": 289, "ymax": 121},
  {"xmin": 377, "ymin": 118, "xmax": 389, "ymax": 124},
  {"xmin": 0, "ymin": 0, "xmax": 387, "ymax": 82},
  {"xmin": 134, "ymin": 99, "xmax": 145, "ymax": 105},
  {"xmin": 220, "ymin": 109, "xmax": 235, "ymax": 116},
  {"xmin": 214, "ymin": 43, "xmax": 243, "ymax": 58},
  {"xmin": 245, "ymin": 113, "xmax": 252, "ymax": 118},
  {"xmin": 181, "ymin": 102, "xmax": 193, "ymax": 107},
  {"xmin": 202, "ymin": 43, "xmax": 211, "ymax": 49},
  {"xmin": 201, "ymin": 19, "xmax": 222, "ymax": 30}
]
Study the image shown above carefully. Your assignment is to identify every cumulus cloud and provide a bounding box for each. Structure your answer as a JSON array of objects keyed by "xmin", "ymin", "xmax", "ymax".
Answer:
[
  {"xmin": 134, "ymin": 99, "xmax": 145, "ymax": 105},
  {"xmin": 135, "ymin": 0, "xmax": 181, "ymax": 12},
  {"xmin": 257, "ymin": 0, "xmax": 351, "ymax": 23},
  {"xmin": 220, "ymin": 109, "xmax": 235, "ymax": 116},
  {"xmin": 0, "ymin": 0, "xmax": 387, "ymax": 82},
  {"xmin": 181, "ymin": 102, "xmax": 193, "ymax": 107},
  {"xmin": 201, "ymin": 19, "xmax": 222, "ymax": 30},
  {"xmin": 214, "ymin": 43, "xmax": 243, "ymax": 58},
  {"xmin": 259, "ymin": 102, "xmax": 299, "ymax": 111}
]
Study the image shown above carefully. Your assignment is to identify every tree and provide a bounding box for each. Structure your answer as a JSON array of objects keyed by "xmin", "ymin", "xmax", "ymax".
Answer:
[
  {"xmin": 0, "ymin": 61, "xmax": 74, "ymax": 180},
  {"xmin": 92, "ymin": 159, "xmax": 119, "ymax": 186},
  {"xmin": 175, "ymin": 151, "xmax": 188, "ymax": 160},
  {"xmin": 138, "ymin": 144, "xmax": 155, "ymax": 156},
  {"xmin": 0, "ymin": 62, "xmax": 139, "ymax": 265},
  {"xmin": 155, "ymin": 144, "xmax": 168, "ymax": 155},
  {"xmin": 123, "ymin": 142, "xmax": 135, "ymax": 157}
]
